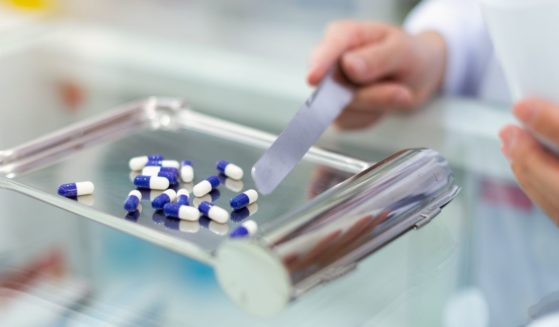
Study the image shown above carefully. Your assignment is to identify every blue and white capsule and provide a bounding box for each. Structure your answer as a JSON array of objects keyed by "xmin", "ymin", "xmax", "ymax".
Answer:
[
  {"xmin": 199, "ymin": 201, "xmax": 229, "ymax": 223},
  {"xmin": 163, "ymin": 203, "xmax": 200, "ymax": 221},
  {"xmin": 180, "ymin": 160, "xmax": 194, "ymax": 183},
  {"xmin": 157, "ymin": 171, "xmax": 179, "ymax": 185},
  {"xmin": 58, "ymin": 181, "xmax": 95, "ymax": 198},
  {"xmin": 124, "ymin": 190, "xmax": 142, "ymax": 212},
  {"xmin": 216, "ymin": 160, "xmax": 243, "ymax": 180},
  {"xmin": 193, "ymin": 176, "xmax": 220, "ymax": 197},
  {"xmin": 176, "ymin": 189, "xmax": 190, "ymax": 205},
  {"xmin": 129, "ymin": 154, "xmax": 163, "ymax": 171},
  {"xmin": 152, "ymin": 189, "xmax": 176, "ymax": 210},
  {"xmin": 230, "ymin": 220, "xmax": 258, "ymax": 238},
  {"xmin": 142, "ymin": 166, "xmax": 179, "ymax": 177},
  {"xmin": 134, "ymin": 175, "xmax": 169, "ymax": 190},
  {"xmin": 146, "ymin": 159, "xmax": 180, "ymax": 169},
  {"xmin": 230, "ymin": 189, "xmax": 258, "ymax": 209}
]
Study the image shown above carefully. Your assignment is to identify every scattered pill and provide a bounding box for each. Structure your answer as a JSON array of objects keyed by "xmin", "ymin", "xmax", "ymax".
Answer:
[
  {"xmin": 129, "ymin": 154, "xmax": 163, "ymax": 171},
  {"xmin": 176, "ymin": 189, "xmax": 190, "ymax": 205},
  {"xmin": 180, "ymin": 160, "xmax": 194, "ymax": 183},
  {"xmin": 193, "ymin": 176, "xmax": 220, "ymax": 197},
  {"xmin": 146, "ymin": 160, "xmax": 180, "ymax": 169},
  {"xmin": 231, "ymin": 203, "xmax": 259, "ymax": 222},
  {"xmin": 230, "ymin": 220, "xmax": 258, "ymax": 238},
  {"xmin": 134, "ymin": 175, "xmax": 169, "ymax": 190},
  {"xmin": 152, "ymin": 189, "xmax": 176, "ymax": 210},
  {"xmin": 230, "ymin": 189, "xmax": 258, "ymax": 209},
  {"xmin": 58, "ymin": 181, "xmax": 95, "ymax": 198},
  {"xmin": 163, "ymin": 203, "xmax": 200, "ymax": 221},
  {"xmin": 142, "ymin": 166, "xmax": 179, "ymax": 177},
  {"xmin": 199, "ymin": 201, "xmax": 229, "ymax": 223},
  {"xmin": 124, "ymin": 190, "xmax": 142, "ymax": 212},
  {"xmin": 216, "ymin": 160, "xmax": 243, "ymax": 180}
]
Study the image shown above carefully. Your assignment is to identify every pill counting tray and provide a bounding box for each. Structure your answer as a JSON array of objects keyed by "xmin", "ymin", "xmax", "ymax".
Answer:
[
  {"xmin": 0, "ymin": 97, "xmax": 368, "ymax": 264},
  {"xmin": 0, "ymin": 98, "xmax": 460, "ymax": 314}
]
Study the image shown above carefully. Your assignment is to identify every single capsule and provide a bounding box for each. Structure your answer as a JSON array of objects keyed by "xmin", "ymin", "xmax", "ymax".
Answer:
[
  {"xmin": 58, "ymin": 181, "xmax": 95, "ymax": 198},
  {"xmin": 230, "ymin": 220, "xmax": 258, "ymax": 238},
  {"xmin": 230, "ymin": 189, "xmax": 258, "ymax": 210},
  {"xmin": 142, "ymin": 166, "xmax": 179, "ymax": 177},
  {"xmin": 180, "ymin": 160, "xmax": 194, "ymax": 183},
  {"xmin": 199, "ymin": 216, "xmax": 230, "ymax": 236},
  {"xmin": 199, "ymin": 201, "xmax": 229, "ymax": 224},
  {"xmin": 129, "ymin": 154, "xmax": 163, "ymax": 171},
  {"xmin": 176, "ymin": 189, "xmax": 190, "ymax": 206},
  {"xmin": 124, "ymin": 190, "xmax": 142, "ymax": 212},
  {"xmin": 216, "ymin": 160, "xmax": 244, "ymax": 180},
  {"xmin": 163, "ymin": 203, "xmax": 200, "ymax": 221},
  {"xmin": 134, "ymin": 175, "xmax": 169, "ymax": 190},
  {"xmin": 231, "ymin": 203, "xmax": 259, "ymax": 222},
  {"xmin": 146, "ymin": 160, "xmax": 180, "ymax": 169},
  {"xmin": 152, "ymin": 189, "xmax": 177, "ymax": 210},
  {"xmin": 193, "ymin": 176, "xmax": 220, "ymax": 197}
]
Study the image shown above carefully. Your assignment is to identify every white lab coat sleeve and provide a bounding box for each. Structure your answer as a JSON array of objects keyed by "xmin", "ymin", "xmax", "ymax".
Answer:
[{"xmin": 404, "ymin": 0, "xmax": 492, "ymax": 97}]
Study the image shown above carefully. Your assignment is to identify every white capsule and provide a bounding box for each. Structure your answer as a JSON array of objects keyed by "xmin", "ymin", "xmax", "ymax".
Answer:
[
  {"xmin": 180, "ymin": 162, "xmax": 194, "ymax": 183},
  {"xmin": 149, "ymin": 177, "xmax": 169, "ymax": 190},
  {"xmin": 216, "ymin": 160, "xmax": 244, "ymax": 180},
  {"xmin": 179, "ymin": 221, "xmax": 200, "ymax": 233},
  {"xmin": 177, "ymin": 188, "xmax": 189, "ymax": 197},
  {"xmin": 178, "ymin": 206, "xmax": 201, "ymax": 221},
  {"xmin": 199, "ymin": 201, "xmax": 229, "ymax": 224},
  {"xmin": 129, "ymin": 156, "xmax": 149, "ymax": 171}
]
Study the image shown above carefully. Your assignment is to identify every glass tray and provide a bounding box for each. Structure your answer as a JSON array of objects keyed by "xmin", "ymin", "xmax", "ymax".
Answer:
[{"xmin": 0, "ymin": 97, "xmax": 367, "ymax": 265}]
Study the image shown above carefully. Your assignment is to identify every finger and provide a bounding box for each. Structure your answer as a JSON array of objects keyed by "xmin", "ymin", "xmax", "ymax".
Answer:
[
  {"xmin": 307, "ymin": 21, "xmax": 388, "ymax": 85},
  {"xmin": 514, "ymin": 98, "xmax": 559, "ymax": 145},
  {"xmin": 334, "ymin": 109, "xmax": 384, "ymax": 130},
  {"xmin": 511, "ymin": 162, "xmax": 559, "ymax": 225},
  {"xmin": 340, "ymin": 38, "xmax": 403, "ymax": 84},
  {"xmin": 504, "ymin": 126, "xmax": 559, "ymax": 221},
  {"xmin": 349, "ymin": 82, "xmax": 414, "ymax": 112}
]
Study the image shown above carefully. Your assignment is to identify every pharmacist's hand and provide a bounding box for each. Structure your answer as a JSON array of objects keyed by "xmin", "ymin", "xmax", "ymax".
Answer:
[
  {"xmin": 307, "ymin": 21, "xmax": 447, "ymax": 130},
  {"xmin": 499, "ymin": 98, "xmax": 559, "ymax": 224}
]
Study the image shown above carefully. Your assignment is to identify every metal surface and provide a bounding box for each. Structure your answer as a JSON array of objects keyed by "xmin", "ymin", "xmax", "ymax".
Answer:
[
  {"xmin": 0, "ymin": 97, "xmax": 367, "ymax": 265},
  {"xmin": 252, "ymin": 69, "xmax": 353, "ymax": 194},
  {"xmin": 217, "ymin": 148, "xmax": 460, "ymax": 316}
]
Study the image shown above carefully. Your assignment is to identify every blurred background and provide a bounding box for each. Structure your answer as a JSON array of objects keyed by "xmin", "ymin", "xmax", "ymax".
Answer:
[{"xmin": 1, "ymin": 1, "xmax": 549, "ymax": 327}]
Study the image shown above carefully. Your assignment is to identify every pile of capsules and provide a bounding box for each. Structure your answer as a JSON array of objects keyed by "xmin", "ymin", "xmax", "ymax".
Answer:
[{"xmin": 57, "ymin": 154, "xmax": 258, "ymax": 238}]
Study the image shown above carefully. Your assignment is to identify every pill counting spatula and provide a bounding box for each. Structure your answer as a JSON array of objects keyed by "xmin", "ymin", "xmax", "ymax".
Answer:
[{"xmin": 252, "ymin": 69, "xmax": 354, "ymax": 195}]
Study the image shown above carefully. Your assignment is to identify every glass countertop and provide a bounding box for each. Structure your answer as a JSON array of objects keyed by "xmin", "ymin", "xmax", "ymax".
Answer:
[{"xmin": 0, "ymin": 22, "xmax": 556, "ymax": 327}]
